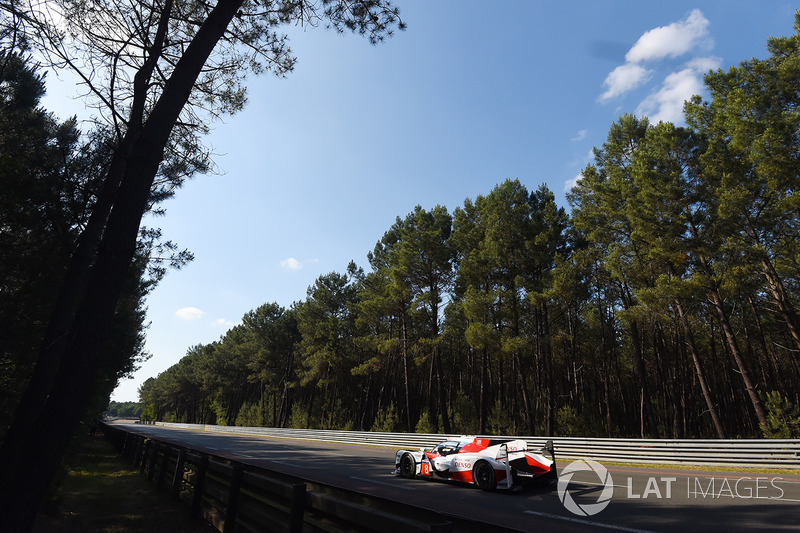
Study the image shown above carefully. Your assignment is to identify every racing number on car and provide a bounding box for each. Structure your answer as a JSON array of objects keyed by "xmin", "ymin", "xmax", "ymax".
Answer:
[{"xmin": 421, "ymin": 463, "xmax": 430, "ymax": 476}]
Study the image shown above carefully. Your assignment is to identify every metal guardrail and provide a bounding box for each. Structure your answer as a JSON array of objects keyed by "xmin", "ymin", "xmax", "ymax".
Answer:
[{"xmin": 150, "ymin": 422, "xmax": 800, "ymax": 469}]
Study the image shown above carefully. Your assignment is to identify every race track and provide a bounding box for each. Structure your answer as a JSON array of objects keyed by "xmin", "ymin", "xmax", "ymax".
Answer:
[{"xmin": 113, "ymin": 422, "xmax": 800, "ymax": 532}]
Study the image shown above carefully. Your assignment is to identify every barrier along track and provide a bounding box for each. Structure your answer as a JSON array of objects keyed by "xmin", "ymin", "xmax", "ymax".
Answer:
[{"xmin": 102, "ymin": 422, "xmax": 474, "ymax": 533}]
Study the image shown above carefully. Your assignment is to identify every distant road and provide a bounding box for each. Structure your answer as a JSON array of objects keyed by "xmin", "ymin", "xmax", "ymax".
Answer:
[{"xmin": 113, "ymin": 422, "xmax": 800, "ymax": 532}]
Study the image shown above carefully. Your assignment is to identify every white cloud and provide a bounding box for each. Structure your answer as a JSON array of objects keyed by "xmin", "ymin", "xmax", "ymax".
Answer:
[
  {"xmin": 685, "ymin": 55, "xmax": 723, "ymax": 74},
  {"xmin": 176, "ymin": 307, "xmax": 205, "ymax": 320},
  {"xmin": 571, "ymin": 129, "xmax": 588, "ymax": 142},
  {"xmin": 599, "ymin": 10, "xmax": 712, "ymax": 103},
  {"xmin": 213, "ymin": 318, "xmax": 237, "ymax": 327},
  {"xmin": 280, "ymin": 257, "xmax": 319, "ymax": 270},
  {"xmin": 565, "ymin": 173, "xmax": 583, "ymax": 192},
  {"xmin": 636, "ymin": 56, "xmax": 721, "ymax": 124},
  {"xmin": 280, "ymin": 257, "xmax": 303, "ymax": 270},
  {"xmin": 625, "ymin": 9, "xmax": 710, "ymax": 64},
  {"xmin": 599, "ymin": 63, "xmax": 653, "ymax": 102}
]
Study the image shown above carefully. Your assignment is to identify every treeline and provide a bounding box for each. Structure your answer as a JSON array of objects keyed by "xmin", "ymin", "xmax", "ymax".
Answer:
[
  {"xmin": 139, "ymin": 16, "xmax": 800, "ymax": 439},
  {"xmin": 106, "ymin": 401, "xmax": 144, "ymax": 419}
]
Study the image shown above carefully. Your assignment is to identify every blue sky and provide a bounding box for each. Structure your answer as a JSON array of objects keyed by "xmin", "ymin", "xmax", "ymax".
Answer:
[{"xmin": 42, "ymin": 2, "xmax": 796, "ymax": 402}]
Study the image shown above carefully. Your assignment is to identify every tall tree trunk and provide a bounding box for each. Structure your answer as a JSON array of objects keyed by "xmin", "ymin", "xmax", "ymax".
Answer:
[
  {"xmin": 748, "ymin": 297, "xmax": 790, "ymax": 389},
  {"xmin": 514, "ymin": 352, "xmax": 535, "ymax": 435},
  {"xmin": 435, "ymin": 345, "xmax": 451, "ymax": 433},
  {"xmin": 541, "ymin": 303, "xmax": 555, "ymax": 436},
  {"xmin": 674, "ymin": 299, "xmax": 726, "ymax": 438},
  {"xmin": 629, "ymin": 320, "xmax": 660, "ymax": 438},
  {"xmin": 479, "ymin": 347, "xmax": 487, "ymax": 434},
  {"xmin": 759, "ymin": 257, "xmax": 800, "ymax": 353},
  {"xmin": 400, "ymin": 311, "xmax": 412, "ymax": 432},
  {"xmin": 708, "ymin": 288, "xmax": 769, "ymax": 432},
  {"xmin": 427, "ymin": 351, "xmax": 437, "ymax": 432},
  {"xmin": 744, "ymin": 223, "xmax": 800, "ymax": 353}
]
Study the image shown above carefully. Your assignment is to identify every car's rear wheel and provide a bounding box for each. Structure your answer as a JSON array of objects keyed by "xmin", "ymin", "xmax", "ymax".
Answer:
[
  {"xmin": 399, "ymin": 453, "xmax": 416, "ymax": 479},
  {"xmin": 472, "ymin": 460, "xmax": 497, "ymax": 491}
]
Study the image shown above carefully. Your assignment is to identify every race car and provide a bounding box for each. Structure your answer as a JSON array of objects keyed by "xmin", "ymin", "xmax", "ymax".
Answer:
[{"xmin": 395, "ymin": 436, "xmax": 556, "ymax": 491}]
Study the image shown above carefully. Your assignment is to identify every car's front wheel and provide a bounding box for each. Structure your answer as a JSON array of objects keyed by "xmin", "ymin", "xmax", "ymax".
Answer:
[
  {"xmin": 472, "ymin": 460, "xmax": 497, "ymax": 491},
  {"xmin": 399, "ymin": 453, "xmax": 416, "ymax": 479}
]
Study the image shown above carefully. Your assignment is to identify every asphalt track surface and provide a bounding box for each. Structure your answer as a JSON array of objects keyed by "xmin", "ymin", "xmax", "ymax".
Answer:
[{"xmin": 114, "ymin": 422, "xmax": 800, "ymax": 532}]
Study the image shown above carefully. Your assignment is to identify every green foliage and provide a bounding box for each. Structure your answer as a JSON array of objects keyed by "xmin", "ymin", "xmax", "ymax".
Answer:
[
  {"xmin": 235, "ymin": 401, "xmax": 265, "ymax": 427},
  {"xmin": 488, "ymin": 400, "xmax": 515, "ymax": 436},
  {"xmin": 210, "ymin": 400, "xmax": 228, "ymax": 426},
  {"xmin": 556, "ymin": 406, "xmax": 587, "ymax": 437},
  {"xmin": 105, "ymin": 401, "xmax": 143, "ymax": 419},
  {"xmin": 371, "ymin": 403, "xmax": 400, "ymax": 433},
  {"xmin": 449, "ymin": 394, "xmax": 479, "ymax": 435},
  {"xmin": 762, "ymin": 391, "xmax": 800, "ymax": 439},
  {"xmin": 288, "ymin": 402, "xmax": 309, "ymax": 430},
  {"xmin": 414, "ymin": 410, "xmax": 436, "ymax": 434},
  {"xmin": 0, "ymin": 53, "xmax": 83, "ymax": 427},
  {"xmin": 139, "ymin": 404, "xmax": 155, "ymax": 423}
]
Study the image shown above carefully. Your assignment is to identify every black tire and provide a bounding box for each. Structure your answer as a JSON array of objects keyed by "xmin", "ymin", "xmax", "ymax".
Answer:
[
  {"xmin": 399, "ymin": 453, "xmax": 416, "ymax": 479},
  {"xmin": 472, "ymin": 460, "xmax": 497, "ymax": 491}
]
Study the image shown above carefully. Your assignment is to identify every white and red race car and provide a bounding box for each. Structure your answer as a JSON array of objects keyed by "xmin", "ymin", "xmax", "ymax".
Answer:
[{"xmin": 395, "ymin": 436, "xmax": 556, "ymax": 491}]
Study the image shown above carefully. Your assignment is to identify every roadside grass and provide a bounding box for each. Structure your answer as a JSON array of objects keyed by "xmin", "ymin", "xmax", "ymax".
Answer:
[
  {"xmin": 594, "ymin": 460, "xmax": 800, "ymax": 476},
  {"xmin": 33, "ymin": 430, "xmax": 215, "ymax": 532}
]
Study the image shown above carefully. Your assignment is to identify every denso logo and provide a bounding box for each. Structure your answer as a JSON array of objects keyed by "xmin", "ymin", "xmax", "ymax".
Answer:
[{"xmin": 453, "ymin": 460, "xmax": 471, "ymax": 469}]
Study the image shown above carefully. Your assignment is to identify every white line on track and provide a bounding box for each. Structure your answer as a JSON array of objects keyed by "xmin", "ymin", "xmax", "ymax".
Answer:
[
  {"xmin": 349, "ymin": 476, "xmax": 415, "ymax": 490},
  {"xmin": 524, "ymin": 511, "xmax": 658, "ymax": 533}
]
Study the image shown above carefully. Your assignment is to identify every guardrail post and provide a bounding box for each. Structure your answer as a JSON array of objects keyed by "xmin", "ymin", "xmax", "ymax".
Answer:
[
  {"xmin": 190, "ymin": 454, "xmax": 209, "ymax": 519},
  {"xmin": 223, "ymin": 462, "xmax": 244, "ymax": 533},
  {"xmin": 288, "ymin": 483, "xmax": 306, "ymax": 533},
  {"xmin": 136, "ymin": 436, "xmax": 146, "ymax": 467},
  {"xmin": 157, "ymin": 445, "xmax": 171, "ymax": 488},
  {"xmin": 139, "ymin": 440, "xmax": 150, "ymax": 473},
  {"xmin": 171, "ymin": 448, "xmax": 187, "ymax": 500},
  {"xmin": 128, "ymin": 435, "xmax": 137, "ymax": 464},
  {"xmin": 127, "ymin": 434, "xmax": 139, "ymax": 463},
  {"xmin": 146, "ymin": 442, "xmax": 159, "ymax": 481}
]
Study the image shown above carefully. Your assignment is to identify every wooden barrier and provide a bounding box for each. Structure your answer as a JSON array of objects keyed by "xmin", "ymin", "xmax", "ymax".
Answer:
[{"xmin": 101, "ymin": 422, "xmax": 461, "ymax": 532}]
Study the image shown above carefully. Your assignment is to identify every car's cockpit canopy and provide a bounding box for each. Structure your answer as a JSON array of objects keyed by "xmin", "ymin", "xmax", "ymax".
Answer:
[{"xmin": 432, "ymin": 441, "xmax": 462, "ymax": 456}]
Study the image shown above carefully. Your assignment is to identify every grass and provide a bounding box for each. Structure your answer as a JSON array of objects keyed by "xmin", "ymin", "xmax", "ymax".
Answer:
[
  {"xmin": 593, "ymin": 459, "xmax": 800, "ymax": 476},
  {"xmin": 32, "ymin": 430, "xmax": 216, "ymax": 532}
]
